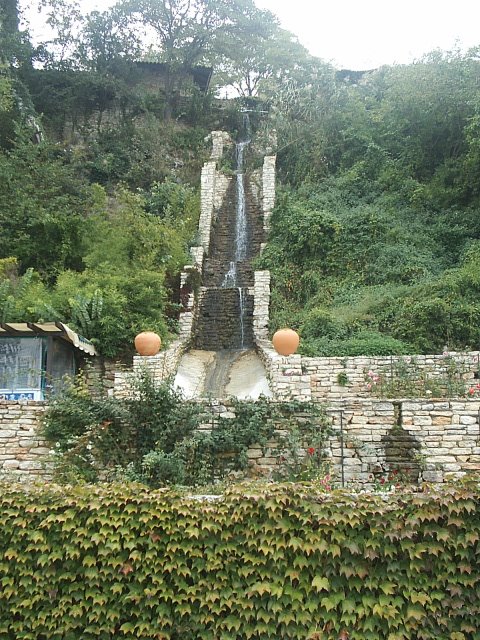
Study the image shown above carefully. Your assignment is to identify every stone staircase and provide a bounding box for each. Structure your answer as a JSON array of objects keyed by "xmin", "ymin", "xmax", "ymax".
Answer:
[
  {"xmin": 193, "ymin": 175, "xmax": 264, "ymax": 350},
  {"xmin": 202, "ymin": 181, "xmax": 264, "ymax": 288}
]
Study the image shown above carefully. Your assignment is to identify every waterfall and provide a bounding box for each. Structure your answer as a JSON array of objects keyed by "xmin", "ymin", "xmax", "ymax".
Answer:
[
  {"xmin": 233, "ymin": 139, "xmax": 249, "ymax": 265},
  {"xmin": 221, "ymin": 115, "xmax": 251, "ymax": 347},
  {"xmin": 238, "ymin": 286, "xmax": 245, "ymax": 347},
  {"xmin": 174, "ymin": 116, "xmax": 273, "ymax": 399}
]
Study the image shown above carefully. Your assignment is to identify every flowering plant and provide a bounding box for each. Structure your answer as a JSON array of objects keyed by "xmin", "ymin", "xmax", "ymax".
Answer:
[
  {"xmin": 369, "ymin": 468, "xmax": 409, "ymax": 492},
  {"xmin": 467, "ymin": 383, "xmax": 480, "ymax": 397},
  {"xmin": 365, "ymin": 369, "xmax": 380, "ymax": 391}
]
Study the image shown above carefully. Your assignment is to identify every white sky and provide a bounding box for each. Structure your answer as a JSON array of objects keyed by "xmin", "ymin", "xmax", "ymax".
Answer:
[{"xmin": 21, "ymin": 0, "xmax": 480, "ymax": 70}]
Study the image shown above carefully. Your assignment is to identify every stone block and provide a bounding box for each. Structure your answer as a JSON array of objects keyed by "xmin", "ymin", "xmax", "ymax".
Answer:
[
  {"xmin": 413, "ymin": 417, "xmax": 433, "ymax": 426},
  {"xmin": 2, "ymin": 460, "xmax": 20, "ymax": 470},
  {"xmin": 431, "ymin": 416, "xmax": 452, "ymax": 426},
  {"xmin": 0, "ymin": 430, "xmax": 17, "ymax": 438},
  {"xmin": 422, "ymin": 470, "xmax": 444, "ymax": 482},
  {"xmin": 18, "ymin": 461, "xmax": 43, "ymax": 470}
]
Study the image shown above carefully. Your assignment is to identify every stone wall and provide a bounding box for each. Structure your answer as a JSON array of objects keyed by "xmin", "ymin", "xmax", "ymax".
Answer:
[
  {"xmin": 326, "ymin": 398, "xmax": 480, "ymax": 486},
  {"xmin": 306, "ymin": 352, "xmax": 480, "ymax": 400},
  {"xmin": 112, "ymin": 338, "xmax": 187, "ymax": 399},
  {"xmin": 183, "ymin": 398, "xmax": 480, "ymax": 486},
  {"xmin": 198, "ymin": 131, "xmax": 232, "ymax": 254},
  {"xmin": 253, "ymin": 271, "xmax": 270, "ymax": 341},
  {"xmin": 262, "ymin": 155, "xmax": 276, "ymax": 232},
  {"xmin": 2, "ymin": 396, "xmax": 479, "ymax": 485},
  {"xmin": 193, "ymin": 288, "xmax": 254, "ymax": 350},
  {"xmin": 254, "ymin": 335, "xmax": 480, "ymax": 403},
  {"xmin": 0, "ymin": 401, "xmax": 50, "ymax": 480}
]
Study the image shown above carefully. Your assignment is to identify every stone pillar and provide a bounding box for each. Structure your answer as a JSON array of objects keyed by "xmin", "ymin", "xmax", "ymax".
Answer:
[
  {"xmin": 199, "ymin": 160, "xmax": 216, "ymax": 253},
  {"xmin": 253, "ymin": 270, "xmax": 270, "ymax": 340},
  {"xmin": 262, "ymin": 155, "xmax": 276, "ymax": 232},
  {"xmin": 210, "ymin": 130, "xmax": 231, "ymax": 161}
]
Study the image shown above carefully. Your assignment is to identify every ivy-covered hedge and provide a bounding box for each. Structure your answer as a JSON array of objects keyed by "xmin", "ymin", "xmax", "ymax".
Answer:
[{"xmin": 0, "ymin": 482, "xmax": 479, "ymax": 639}]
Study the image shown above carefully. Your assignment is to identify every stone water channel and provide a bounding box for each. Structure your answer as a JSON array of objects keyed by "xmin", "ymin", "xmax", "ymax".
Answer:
[{"xmin": 174, "ymin": 118, "xmax": 272, "ymax": 399}]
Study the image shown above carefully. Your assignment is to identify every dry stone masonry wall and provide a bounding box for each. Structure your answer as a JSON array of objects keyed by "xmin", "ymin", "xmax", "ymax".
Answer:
[
  {"xmin": 2, "ymin": 395, "xmax": 479, "ymax": 484},
  {"xmin": 253, "ymin": 271, "xmax": 270, "ymax": 341},
  {"xmin": 256, "ymin": 345, "xmax": 480, "ymax": 403},
  {"xmin": 193, "ymin": 288, "xmax": 254, "ymax": 350},
  {"xmin": 326, "ymin": 398, "xmax": 480, "ymax": 485},
  {"xmin": 198, "ymin": 132, "xmax": 232, "ymax": 254},
  {"xmin": 0, "ymin": 401, "xmax": 50, "ymax": 480},
  {"xmin": 262, "ymin": 155, "xmax": 276, "ymax": 232}
]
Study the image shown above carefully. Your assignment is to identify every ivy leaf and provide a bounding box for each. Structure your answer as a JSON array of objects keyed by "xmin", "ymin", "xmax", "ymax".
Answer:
[{"xmin": 312, "ymin": 576, "xmax": 330, "ymax": 592}]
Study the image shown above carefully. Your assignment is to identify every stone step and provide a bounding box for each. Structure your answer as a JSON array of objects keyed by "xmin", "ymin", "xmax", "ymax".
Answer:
[{"xmin": 193, "ymin": 288, "xmax": 254, "ymax": 351}]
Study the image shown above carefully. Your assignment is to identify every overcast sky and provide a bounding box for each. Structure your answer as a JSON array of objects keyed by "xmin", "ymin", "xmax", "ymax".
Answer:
[{"xmin": 22, "ymin": 0, "xmax": 480, "ymax": 70}]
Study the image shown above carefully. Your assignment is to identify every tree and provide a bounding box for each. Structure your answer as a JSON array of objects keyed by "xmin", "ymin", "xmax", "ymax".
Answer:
[
  {"xmin": 215, "ymin": 23, "xmax": 310, "ymax": 98},
  {"xmin": 0, "ymin": 133, "xmax": 91, "ymax": 278},
  {"xmin": 363, "ymin": 50, "xmax": 480, "ymax": 180},
  {"xmin": 117, "ymin": 0, "xmax": 277, "ymax": 115},
  {"xmin": 76, "ymin": 8, "xmax": 142, "ymax": 75},
  {"xmin": 1, "ymin": 0, "xmax": 32, "ymax": 68},
  {"xmin": 34, "ymin": 0, "xmax": 83, "ymax": 67}
]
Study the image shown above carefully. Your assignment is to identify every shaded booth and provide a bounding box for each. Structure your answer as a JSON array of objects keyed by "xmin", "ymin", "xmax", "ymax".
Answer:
[{"xmin": 0, "ymin": 322, "xmax": 97, "ymax": 401}]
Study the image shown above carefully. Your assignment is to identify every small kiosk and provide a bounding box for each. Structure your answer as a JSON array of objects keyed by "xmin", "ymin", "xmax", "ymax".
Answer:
[{"xmin": 0, "ymin": 322, "xmax": 97, "ymax": 401}]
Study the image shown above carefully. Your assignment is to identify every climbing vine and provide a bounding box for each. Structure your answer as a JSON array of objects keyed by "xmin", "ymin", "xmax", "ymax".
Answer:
[{"xmin": 0, "ymin": 480, "xmax": 479, "ymax": 638}]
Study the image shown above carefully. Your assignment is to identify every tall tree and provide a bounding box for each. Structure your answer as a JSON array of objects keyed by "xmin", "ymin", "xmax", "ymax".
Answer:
[
  {"xmin": 215, "ymin": 26, "xmax": 310, "ymax": 98},
  {"xmin": 77, "ymin": 8, "xmax": 142, "ymax": 74},
  {"xmin": 36, "ymin": 0, "xmax": 84, "ymax": 67},
  {"xmin": 0, "ymin": 0, "xmax": 23, "ymax": 65},
  {"xmin": 117, "ymin": 0, "xmax": 276, "ymax": 115}
]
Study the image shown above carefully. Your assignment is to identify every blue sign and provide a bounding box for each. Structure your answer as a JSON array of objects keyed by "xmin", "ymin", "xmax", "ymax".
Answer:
[{"xmin": 0, "ymin": 392, "xmax": 35, "ymax": 401}]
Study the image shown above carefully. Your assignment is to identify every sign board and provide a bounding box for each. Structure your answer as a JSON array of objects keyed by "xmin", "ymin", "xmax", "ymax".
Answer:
[{"xmin": 0, "ymin": 392, "xmax": 39, "ymax": 401}]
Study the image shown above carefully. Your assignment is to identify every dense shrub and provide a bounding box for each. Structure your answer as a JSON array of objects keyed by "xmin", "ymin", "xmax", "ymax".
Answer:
[
  {"xmin": 0, "ymin": 481, "xmax": 478, "ymax": 639},
  {"xmin": 42, "ymin": 375, "xmax": 328, "ymax": 487},
  {"xmin": 300, "ymin": 331, "xmax": 414, "ymax": 357}
]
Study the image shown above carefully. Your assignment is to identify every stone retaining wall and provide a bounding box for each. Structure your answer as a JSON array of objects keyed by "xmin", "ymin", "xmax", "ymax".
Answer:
[
  {"xmin": 306, "ymin": 352, "xmax": 480, "ymax": 400},
  {"xmin": 326, "ymin": 398, "xmax": 480, "ymax": 485},
  {"xmin": 0, "ymin": 401, "xmax": 50, "ymax": 480},
  {"xmin": 254, "ymin": 324, "xmax": 480, "ymax": 403},
  {"xmin": 1, "ymin": 397, "xmax": 479, "ymax": 485},
  {"xmin": 188, "ymin": 398, "xmax": 480, "ymax": 486}
]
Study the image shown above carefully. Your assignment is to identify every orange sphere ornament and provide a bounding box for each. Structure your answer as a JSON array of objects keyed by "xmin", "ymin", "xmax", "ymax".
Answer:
[
  {"xmin": 272, "ymin": 328, "xmax": 300, "ymax": 356},
  {"xmin": 134, "ymin": 331, "xmax": 161, "ymax": 356}
]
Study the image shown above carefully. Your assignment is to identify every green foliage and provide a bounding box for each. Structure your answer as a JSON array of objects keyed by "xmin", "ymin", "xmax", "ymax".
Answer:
[
  {"xmin": 273, "ymin": 402, "xmax": 332, "ymax": 482},
  {"xmin": 263, "ymin": 50, "xmax": 480, "ymax": 357},
  {"xmin": 42, "ymin": 375, "xmax": 330, "ymax": 487},
  {"xmin": 0, "ymin": 135, "xmax": 90, "ymax": 278},
  {"xmin": 0, "ymin": 152, "xmax": 198, "ymax": 355},
  {"xmin": 0, "ymin": 262, "xmax": 52, "ymax": 323},
  {"xmin": 0, "ymin": 481, "xmax": 479, "ymax": 638},
  {"xmin": 0, "ymin": 65, "xmax": 13, "ymax": 112},
  {"xmin": 300, "ymin": 331, "xmax": 414, "ymax": 358},
  {"xmin": 42, "ymin": 372, "xmax": 204, "ymax": 483}
]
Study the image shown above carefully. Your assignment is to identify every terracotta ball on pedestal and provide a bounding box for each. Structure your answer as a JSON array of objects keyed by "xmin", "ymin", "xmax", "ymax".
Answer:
[
  {"xmin": 134, "ymin": 331, "xmax": 162, "ymax": 356},
  {"xmin": 272, "ymin": 328, "xmax": 300, "ymax": 356}
]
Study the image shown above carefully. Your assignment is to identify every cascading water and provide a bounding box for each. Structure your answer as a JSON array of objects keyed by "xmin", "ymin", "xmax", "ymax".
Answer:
[
  {"xmin": 221, "ymin": 116, "xmax": 251, "ymax": 347},
  {"xmin": 174, "ymin": 116, "xmax": 272, "ymax": 399}
]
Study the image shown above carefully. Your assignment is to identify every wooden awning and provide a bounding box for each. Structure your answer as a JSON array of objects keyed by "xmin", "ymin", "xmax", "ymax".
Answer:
[{"xmin": 0, "ymin": 322, "xmax": 97, "ymax": 356}]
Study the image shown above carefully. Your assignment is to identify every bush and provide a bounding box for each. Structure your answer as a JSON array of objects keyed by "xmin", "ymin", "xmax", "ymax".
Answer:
[
  {"xmin": 42, "ymin": 377, "xmax": 329, "ymax": 488},
  {"xmin": 300, "ymin": 331, "xmax": 414, "ymax": 357}
]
